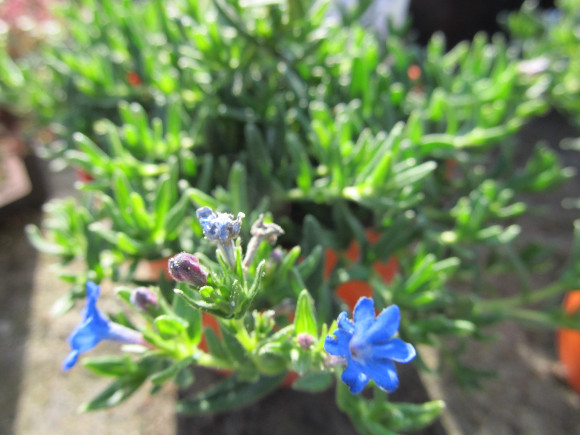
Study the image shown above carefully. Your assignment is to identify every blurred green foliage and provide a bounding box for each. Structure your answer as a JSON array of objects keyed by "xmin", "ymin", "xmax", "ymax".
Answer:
[{"xmin": 3, "ymin": 0, "xmax": 580, "ymax": 433}]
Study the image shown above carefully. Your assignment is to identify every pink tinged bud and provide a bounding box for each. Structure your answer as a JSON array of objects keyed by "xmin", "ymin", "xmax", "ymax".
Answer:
[
  {"xmin": 130, "ymin": 287, "xmax": 159, "ymax": 311},
  {"xmin": 297, "ymin": 332, "xmax": 315, "ymax": 350},
  {"xmin": 168, "ymin": 252, "xmax": 208, "ymax": 287},
  {"xmin": 270, "ymin": 248, "xmax": 284, "ymax": 264}
]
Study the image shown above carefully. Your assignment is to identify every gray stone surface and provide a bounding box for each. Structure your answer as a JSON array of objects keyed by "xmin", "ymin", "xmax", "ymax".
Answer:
[{"xmin": 1, "ymin": 167, "xmax": 175, "ymax": 435}]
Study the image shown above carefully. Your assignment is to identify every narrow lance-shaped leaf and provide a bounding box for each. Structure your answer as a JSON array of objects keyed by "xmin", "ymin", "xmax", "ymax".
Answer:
[
  {"xmin": 79, "ymin": 373, "xmax": 147, "ymax": 411},
  {"xmin": 177, "ymin": 373, "xmax": 286, "ymax": 416},
  {"xmin": 228, "ymin": 162, "xmax": 249, "ymax": 215},
  {"xmin": 150, "ymin": 356, "xmax": 195, "ymax": 386},
  {"xmin": 294, "ymin": 289, "xmax": 317, "ymax": 338}
]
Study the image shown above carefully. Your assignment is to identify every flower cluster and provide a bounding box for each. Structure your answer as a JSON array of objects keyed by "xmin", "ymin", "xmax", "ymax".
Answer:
[
  {"xmin": 61, "ymin": 207, "xmax": 421, "ymax": 430},
  {"xmin": 196, "ymin": 206, "xmax": 245, "ymax": 267},
  {"xmin": 325, "ymin": 297, "xmax": 416, "ymax": 394},
  {"xmin": 196, "ymin": 206, "xmax": 245, "ymax": 243}
]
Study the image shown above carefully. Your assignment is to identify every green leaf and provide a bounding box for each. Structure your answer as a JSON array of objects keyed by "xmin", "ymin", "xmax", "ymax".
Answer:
[
  {"xmin": 79, "ymin": 374, "xmax": 147, "ymax": 411},
  {"xmin": 228, "ymin": 162, "xmax": 249, "ymax": 214},
  {"xmin": 153, "ymin": 176, "xmax": 172, "ymax": 229},
  {"xmin": 177, "ymin": 372, "xmax": 286, "ymax": 415},
  {"xmin": 243, "ymin": 260, "xmax": 266, "ymax": 311},
  {"xmin": 390, "ymin": 160, "xmax": 437, "ymax": 188},
  {"xmin": 150, "ymin": 356, "xmax": 195, "ymax": 386},
  {"xmin": 82, "ymin": 355, "xmax": 136, "ymax": 377},
  {"xmin": 173, "ymin": 294, "xmax": 202, "ymax": 345},
  {"xmin": 50, "ymin": 291, "xmax": 77, "ymax": 317},
  {"xmin": 203, "ymin": 327, "xmax": 230, "ymax": 362},
  {"xmin": 25, "ymin": 224, "xmax": 67, "ymax": 256},
  {"xmin": 130, "ymin": 191, "xmax": 153, "ymax": 232},
  {"xmin": 294, "ymin": 289, "xmax": 317, "ymax": 338},
  {"xmin": 189, "ymin": 188, "xmax": 219, "ymax": 209},
  {"xmin": 163, "ymin": 192, "xmax": 191, "ymax": 238},
  {"xmin": 219, "ymin": 324, "xmax": 248, "ymax": 364},
  {"xmin": 291, "ymin": 371, "xmax": 333, "ymax": 392},
  {"xmin": 373, "ymin": 400, "xmax": 446, "ymax": 432},
  {"xmin": 278, "ymin": 246, "xmax": 301, "ymax": 278},
  {"xmin": 296, "ymin": 245, "xmax": 323, "ymax": 281},
  {"xmin": 154, "ymin": 315, "xmax": 189, "ymax": 339}
]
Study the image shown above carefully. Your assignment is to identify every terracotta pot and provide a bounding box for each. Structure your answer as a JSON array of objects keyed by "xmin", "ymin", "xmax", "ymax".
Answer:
[
  {"xmin": 133, "ymin": 256, "xmax": 173, "ymax": 282},
  {"xmin": 558, "ymin": 291, "xmax": 580, "ymax": 393}
]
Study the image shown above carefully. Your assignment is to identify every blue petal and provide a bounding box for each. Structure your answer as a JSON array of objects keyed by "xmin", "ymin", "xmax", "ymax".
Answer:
[
  {"xmin": 353, "ymin": 297, "xmax": 376, "ymax": 334},
  {"xmin": 104, "ymin": 322, "xmax": 143, "ymax": 344},
  {"xmin": 337, "ymin": 311, "xmax": 354, "ymax": 334},
  {"xmin": 68, "ymin": 318, "xmax": 109, "ymax": 353},
  {"xmin": 324, "ymin": 329, "xmax": 352, "ymax": 357},
  {"xmin": 86, "ymin": 281, "xmax": 101, "ymax": 300},
  {"xmin": 196, "ymin": 207, "xmax": 214, "ymax": 222},
  {"xmin": 341, "ymin": 359, "xmax": 369, "ymax": 394},
  {"xmin": 370, "ymin": 338, "xmax": 417, "ymax": 363},
  {"xmin": 62, "ymin": 350, "xmax": 80, "ymax": 371},
  {"xmin": 365, "ymin": 358, "xmax": 400, "ymax": 393},
  {"xmin": 366, "ymin": 305, "xmax": 400, "ymax": 344}
]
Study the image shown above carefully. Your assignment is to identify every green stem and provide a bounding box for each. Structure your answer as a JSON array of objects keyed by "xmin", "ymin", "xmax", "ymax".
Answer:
[
  {"xmin": 503, "ymin": 242, "xmax": 533, "ymax": 295},
  {"xmin": 195, "ymin": 350, "xmax": 235, "ymax": 371},
  {"xmin": 232, "ymin": 318, "xmax": 255, "ymax": 352},
  {"xmin": 503, "ymin": 307, "xmax": 554, "ymax": 326},
  {"xmin": 479, "ymin": 281, "xmax": 567, "ymax": 311}
]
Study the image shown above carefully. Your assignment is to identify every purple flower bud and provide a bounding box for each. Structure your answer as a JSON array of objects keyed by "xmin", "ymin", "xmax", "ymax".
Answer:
[
  {"xmin": 130, "ymin": 287, "xmax": 159, "ymax": 312},
  {"xmin": 296, "ymin": 332, "xmax": 315, "ymax": 350},
  {"xmin": 270, "ymin": 248, "xmax": 284, "ymax": 264},
  {"xmin": 168, "ymin": 252, "xmax": 208, "ymax": 286}
]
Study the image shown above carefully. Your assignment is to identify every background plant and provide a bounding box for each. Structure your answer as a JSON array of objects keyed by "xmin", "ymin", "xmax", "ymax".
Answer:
[{"xmin": 12, "ymin": 0, "xmax": 580, "ymax": 433}]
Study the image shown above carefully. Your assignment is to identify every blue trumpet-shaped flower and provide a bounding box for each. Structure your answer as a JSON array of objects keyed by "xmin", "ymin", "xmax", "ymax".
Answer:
[
  {"xmin": 63, "ymin": 282, "xmax": 146, "ymax": 371},
  {"xmin": 324, "ymin": 297, "xmax": 416, "ymax": 394}
]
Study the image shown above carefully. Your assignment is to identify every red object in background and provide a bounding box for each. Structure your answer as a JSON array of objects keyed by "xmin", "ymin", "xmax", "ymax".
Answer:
[
  {"xmin": 74, "ymin": 168, "xmax": 94, "ymax": 182},
  {"xmin": 335, "ymin": 280, "xmax": 374, "ymax": 311},
  {"xmin": 558, "ymin": 291, "xmax": 580, "ymax": 393},
  {"xmin": 0, "ymin": 0, "xmax": 52, "ymax": 25},
  {"xmin": 126, "ymin": 71, "xmax": 142, "ymax": 86},
  {"xmin": 199, "ymin": 311, "xmax": 220, "ymax": 353},
  {"xmin": 407, "ymin": 64, "xmax": 422, "ymax": 81},
  {"xmin": 326, "ymin": 230, "xmax": 399, "ymax": 310},
  {"xmin": 444, "ymin": 158, "xmax": 458, "ymax": 180}
]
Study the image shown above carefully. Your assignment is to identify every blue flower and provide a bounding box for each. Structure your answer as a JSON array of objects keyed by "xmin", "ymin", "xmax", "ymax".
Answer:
[
  {"xmin": 196, "ymin": 206, "xmax": 245, "ymax": 267},
  {"xmin": 63, "ymin": 282, "xmax": 145, "ymax": 371},
  {"xmin": 196, "ymin": 206, "xmax": 245, "ymax": 245},
  {"xmin": 324, "ymin": 297, "xmax": 416, "ymax": 394}
]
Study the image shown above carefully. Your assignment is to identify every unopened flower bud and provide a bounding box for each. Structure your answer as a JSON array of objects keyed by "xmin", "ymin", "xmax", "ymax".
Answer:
[
  {"xmin": 130, "ymin": 287, "xmax": 158, "ymax": 312},
  {"xmin": 296, "ymin": 332, "xmax": 315, "ymax": 350},
  {"xmin": 168, "ymin": 252, "xmax": 208, "ymax": 287},
  {"xmin": 270, "ymin": 248, "xmax": 284, "ymax": 264}
]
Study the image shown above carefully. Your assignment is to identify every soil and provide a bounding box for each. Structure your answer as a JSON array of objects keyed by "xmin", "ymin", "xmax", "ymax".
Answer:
[{"xmin": 2, "ymin": 111, "xmax": 580, "ymax": 434}]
